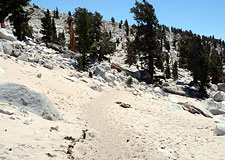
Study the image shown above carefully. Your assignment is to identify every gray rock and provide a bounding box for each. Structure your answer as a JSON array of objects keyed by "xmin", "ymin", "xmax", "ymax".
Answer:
[
  {"xmin": 0, "ymin": 83, "xmax": 62, "ymax": 120},
  {"xmin": 0, "ymin": 28, "xmax": 16, "ymax": 41},
  {"xmin": 43, "ymin": 60, "xmax": 54, "ymax": 70},
  {"xmin": 207, "ymin": 100, "xmax": 225, "ymax": 115},
  {"xmin": 213, "ymin": 91, "xmax": 225, "ymax": 102},
  {"xmin": 108, "ymin": 81, "xmax": 116, "ymax": 87},
  {"xmin": 12, "ymin": 50, "xmax": 21, "ymax": 57},
  {"xmin": 89, "ymin": 81, "xmax": 103, "ymax": 92},
  {"xmin": 211, "ymin": 84, "xmax": 218, "ymax": 91},
  {"xmin": 104, "ymin": 72, "xmax": 116, "ymax": 83},
  {"xmin": 218, "ymin": 83, "xmax": 225, "ymax": 92},
  {"xmin": 17, "ymin": 53, "xmax": 28, "ymax": 62},
  {"xmin": 3, "ymin": 42, "xmax": 13, "ymax": 55},
  {"xmin": 37, "ymin": 73, "xmax": 42, "ymax": 78},
  {"xmin": 94, "ymin": 66, "xmax": 105, "ymax": 78},
  {"xmin": 213, "ymin": 115, "xmax": 225, "ymax": 124},
  {"xmin": 154, "ymin": 87, "xmax": 166, "ymax": 96},
  {"xmin": 215, "ymin": 123, "xmax": 225, "ymax": 136},
  {"xmin": 23, "ymin": 117, "xmax": 33, "ymax": 125}
]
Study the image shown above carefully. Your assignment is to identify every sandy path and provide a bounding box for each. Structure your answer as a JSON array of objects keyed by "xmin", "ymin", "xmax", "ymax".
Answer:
[{"xmin": 79, "ymin": 88, "xmax": 168, "ymax": 160}]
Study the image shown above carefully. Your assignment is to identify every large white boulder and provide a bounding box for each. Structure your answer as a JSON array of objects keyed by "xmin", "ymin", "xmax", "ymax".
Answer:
[
  {"xmin": 213, "ymin": 91, "xmax": 225, "ymax": 102},
  {"xmin": 207, "ymin": 100, "xmax": 225, "ymax": 115},
  {"xmin": 0, "ymin": 83, "xmax": 62, "ymax": 120},
  {"xmin": 215, "ymin": 123, "xmax": 225, "ymax": 136},
  {"xmin": 0, "ymin": 28, "xmax": 16, "ymax": 41},
  {"xmin": 213, "ymin": 115, "xmax": 225, "ymax": 124}
]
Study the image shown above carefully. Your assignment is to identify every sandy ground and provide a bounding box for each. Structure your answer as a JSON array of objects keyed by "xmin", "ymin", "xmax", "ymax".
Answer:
[{"xmin": 1, "ymin": 55, "xmax": 225, "ymax": 160}]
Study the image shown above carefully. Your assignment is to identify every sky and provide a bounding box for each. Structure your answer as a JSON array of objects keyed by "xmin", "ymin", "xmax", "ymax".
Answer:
[{"xmin": 30, "ymin": 0, "xmax": 225, "ymax": 40}]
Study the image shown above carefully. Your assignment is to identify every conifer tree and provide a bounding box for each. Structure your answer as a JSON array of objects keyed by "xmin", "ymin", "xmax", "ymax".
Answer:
[
  {"xmin": 41, "ymin": 9, "xmax": 58, "ymax": 44},
  {"xmin": 98, "ymin": 32, "xmax": 116, "ymax": 61},
  {"xmin": 210, "ymin": 49, "xmax": 223, "ymax": 84},
  {"xmin": 124, "ymin": 19, "xmax": 129, "ymax": 36},
  {"xmin": 57, "ymin": 31, "xmax": 66, "ymax": 46},
  {"xmin": 9, "ymin": 4, "xmax": 33, "ymax": 40},
  {"xmin": 111, "ymin": 17, "xmax": 115, "ymax": 25},
  {"xmin": 74, "ymin": 8, "xmax": 92, "ymax": 69},
  {"xmin": 129, "ymin": 0, "xmax": 159, "ymax": 80},
  {"xmin": 53, "ymin": 7, "xmax": 59, "ymax": 19}
]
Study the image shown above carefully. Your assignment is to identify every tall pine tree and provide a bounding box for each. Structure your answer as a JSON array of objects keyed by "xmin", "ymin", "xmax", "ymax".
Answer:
[{"xmin": 130, "ymin": 0, "xmax": 159, "ymax": 80}]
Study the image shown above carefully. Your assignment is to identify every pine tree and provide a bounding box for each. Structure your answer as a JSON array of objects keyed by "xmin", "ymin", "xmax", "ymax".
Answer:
[
  {"xmin": 124, "ymin": 19, "xmax": 129, "ymax": 36},
  {"xmin": 179, "ymin": 34, "xmax": 210, "ymax": 92},
  {"xmin": 51, "ymin": 18, "xmax": 58, "ymax": 43},
  {"xmin": 53, "ymin": 7, "xmax": 59, "ymax": 19},
  {"xmin": 125, "ymin": 39, "xmax": 138, "ymax": 67},
  {"xmin": 210, "ymin": 49, "xmax": 223, "ymax": 84},
  {"xmin": 130, "ymin": 0, "xmax": 159, "ymax": 80},
  {"xmin": 57, "ymin": 31, "xmax": 66, "ymax": 46},
  {"xmin": 98, "ymin": 32, "xmax": 116, "ymax": 61},
  {"xmin": 9, "ymin": 5, "xmax": 33, "ymax": 40},
  {"xmin": 111, "ymin": 17, "xmax": 115, "ymax": 25},
  {"xmin": 172, "ymin": 61, "xmax": 178, "ymax": 80},
  {"xmin": 74, "ymin": 8, "xmax": 92, "ymax": 69},
  {"xmin": 41, "ymin": 9, "xmax": 57, "ymax": 44}
]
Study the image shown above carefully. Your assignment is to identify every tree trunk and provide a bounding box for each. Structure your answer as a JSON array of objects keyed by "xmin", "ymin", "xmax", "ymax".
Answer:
[
  {"xmin": 69, "ymin": 23, "xmax": 77, "ymax": 53},
  {"xmin": 1, "ymin": 20, "xmax": 5, "ymax": 28},
  {"xmin": 82, "ymin": 53, "xmax": 86, "ymax": 69},
  {"xmin": 148, "ymin": 55, "xmax": 154, "ymax": 80}
]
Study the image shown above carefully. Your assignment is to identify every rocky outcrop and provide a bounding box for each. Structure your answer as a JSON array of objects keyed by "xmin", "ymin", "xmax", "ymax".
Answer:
[
  {"xmin": 207, "ymin": 100, "xmax": 225, "ymax": 115},
  {"xmin": 0, "ymin": 83, "xmax": 62, "ymax": 120},
  {"xmin": 0, "ymin": 28, "xmax": 16, "ymax": 41}
]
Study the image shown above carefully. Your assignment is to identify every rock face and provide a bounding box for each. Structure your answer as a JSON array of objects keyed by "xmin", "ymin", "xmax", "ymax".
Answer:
[
  {"xmin": 207, "ymin": 100, "xmax": 225, "ymax": 115},
  {"xmin": 213, "ymin": 91, "xmax": 225, "ymax": 102},
  {"xmin": 0, "ymin": 28, "xmax": 16, "ymax": 41},
  {"xmin": 0, "ymin": 83, "xmax": 62, "ymax": 120},
  {"xmin": 215, "ymin": 123, "xmax": 225, "ymax": 136}
]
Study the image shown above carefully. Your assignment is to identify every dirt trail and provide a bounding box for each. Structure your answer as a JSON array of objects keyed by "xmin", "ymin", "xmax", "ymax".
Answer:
[{"xmin": 81, "ymin": 88, "xmax": 167, "ymax": 160}]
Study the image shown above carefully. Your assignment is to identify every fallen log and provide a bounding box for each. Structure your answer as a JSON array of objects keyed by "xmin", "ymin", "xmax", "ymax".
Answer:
[
  {"xmin": 111, "ymin": 63, "xmax": 139, "ymax": 79},
  {"xmin": 178, "ymin": 102, "xmax": 212, "ymax": 118},
  {"xmin": 47, "ymin": 43, "xmax": 82, "ymax": 59},
  {"xmin": 162, "ymin": 86, "xmax": 187, "ymax": 97}
]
